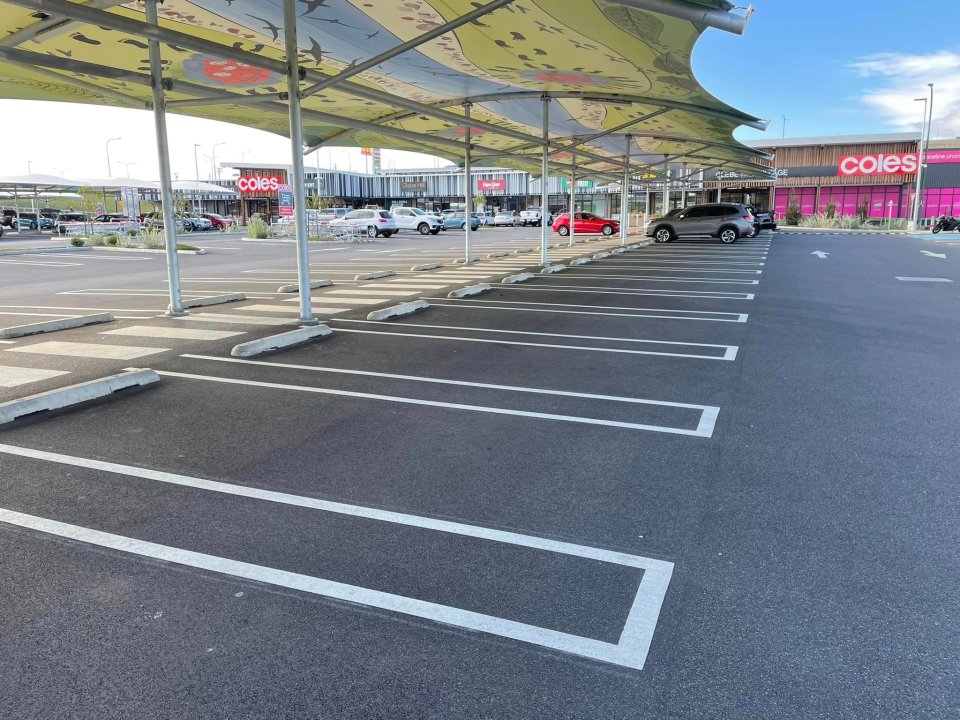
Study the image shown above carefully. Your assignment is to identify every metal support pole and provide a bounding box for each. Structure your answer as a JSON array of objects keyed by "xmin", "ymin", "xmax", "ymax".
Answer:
[
  {"xmin": 681, "ymin": 162, "xmax": 688, "ymax": 208},
  {"xmin": 283, "ymin": 0, "xmax": 315, "ymax": 325},
  {"xmin": 568, "ymin": 153, "xmax": 576, "ymax": 247},
  {"xmin": 540, "ymin": 94, "xmax": 550, "ymax": 265},
  {"xmin": 463, "ymin": 102, "xmax": 473, "ymax": 264},
  {"xmin": 145, "ymin": 0, "xmax": 184, "ymax": 316},
  {"xmin": 644, "ymin": 185, "xmax": 651, "ymax": 225},
  {"xmin": 662, "ymin": 155, "xmax": 669, "ymax": 216},
  {"xmin": 193, "ymin": 143, "xmax": 201, "ymax": 213},
  {"xmin": 620, "ymin": 135, "xmax": 631, "ymax": 245}
]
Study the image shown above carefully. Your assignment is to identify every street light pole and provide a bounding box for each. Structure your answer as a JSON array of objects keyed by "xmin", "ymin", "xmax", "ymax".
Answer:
[
  {"xmin": 910, "ymin": 87, "xmax": 933, "ymax": 229},
  {"xmin": 105, "ymin": 137, "xmax": 121, "ymax": 177},
  {"xmin": 211, "ymin": 142, "xmax": 225, "ymax": 182},
  {"xmin": 193, "ymin": 143, "xmax": 202, "ymax": 213},
  {"xmin": 118, "ymin": 161, "xmax": 135, "ymax": 177}
]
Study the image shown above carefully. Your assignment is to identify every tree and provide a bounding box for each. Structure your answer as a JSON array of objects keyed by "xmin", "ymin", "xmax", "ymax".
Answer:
[
  {"xmin": 825, "ymin": 201, "xmax": 836, "ymax": 219},
  {"xmin": 856, "ymin": 199, "xmax": 868, "ymax": 222},
  {"xmin": 473, "ymin": 192, "xmax": 486, "ymax": 211},
  {"xmin": 785, "ymin": 195, "xmax": 801, "ymax": 226}
]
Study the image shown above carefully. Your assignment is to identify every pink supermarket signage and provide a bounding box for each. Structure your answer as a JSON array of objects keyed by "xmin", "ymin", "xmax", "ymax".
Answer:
[{"xmin": 924, "ymin": 149, "xmax": 960, "ymax": 164}]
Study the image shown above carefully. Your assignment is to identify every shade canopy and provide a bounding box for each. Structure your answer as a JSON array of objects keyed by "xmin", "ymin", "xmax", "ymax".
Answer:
[
  {"xmin": 0, "ymin": 0, "xmax": 772, "ymax": 181},
  {"xmin": 172, "ymin": 180, "xmax": 238, "ymax": 194},
  {"xmin": 77, "ymin": 177, "xmax": 161, "ymax": 189},
  {"xmin": 0, "ymin": 173, "xmax": 80, "ymax": 192}
]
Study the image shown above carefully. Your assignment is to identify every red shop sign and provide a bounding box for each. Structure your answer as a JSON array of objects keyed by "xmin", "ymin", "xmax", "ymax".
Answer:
[
  {"xmin": 477, "ymin": 178, "xmax": 506, "ymax": 191},
  {"xmin": 237, "ymin": 175, "xmax": 282, "ymax": 193},
  {"xmin": 837, "ymin": 153, "xmax": 918, "ymax": 177}
]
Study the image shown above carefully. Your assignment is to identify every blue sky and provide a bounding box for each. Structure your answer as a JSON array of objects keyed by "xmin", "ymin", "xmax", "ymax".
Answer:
[
  {"xmin": 695, "ymin": 0, "xmax": 960, "ymax": 141},
  {"xmin": 2, "ymin": 1, "xmax": 957, "ymax": 179}
]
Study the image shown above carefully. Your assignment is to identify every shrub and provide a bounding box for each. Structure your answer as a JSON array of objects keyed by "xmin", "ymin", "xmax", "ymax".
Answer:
[
  {"xmin": 175, "ymin": 243, "xmax": 199, "ymax": 251},
  {"xmin": 140, "ymin": 226, "xmax": 165, "ymax": 249},
  {"xmin": 785, "ymin": 199, "xmax": 801, "ymax": 226},
  {"xmin": 856, "ymin": 200, "xmax": 868, "ymax": 222},
  {"xmin": 105, "ymin": 235, "xmax": 119, "ymax": 246},
  {"xmin": 70, "ymin": 237, "xmax": 85, "ymax": 247},
  {"xmin": 247, "ymin": 214, "xmax": 270, "ymax": 239},
  {"xmin": 825, "ymin": 202, "xmax": 836, "ymax": 219}
]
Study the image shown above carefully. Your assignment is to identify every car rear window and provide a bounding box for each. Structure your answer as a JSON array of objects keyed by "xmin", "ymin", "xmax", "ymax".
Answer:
[{"xmin": 378, "ymin": 211, "xmax": 392, "ymax": 218}]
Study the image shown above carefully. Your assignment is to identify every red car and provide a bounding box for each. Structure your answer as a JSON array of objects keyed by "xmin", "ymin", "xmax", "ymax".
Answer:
[
  {"xmin": 201, "ymin": 213, "xmax": 231, "ymax": 231},
  {"xmin": 552, "ymin": 211, "xmax": 619, "ymax": 237}
]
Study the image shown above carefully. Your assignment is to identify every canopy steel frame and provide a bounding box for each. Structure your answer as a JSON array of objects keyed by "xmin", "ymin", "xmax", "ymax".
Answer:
[
  {"xmin": 463, "ymin": 102, "xmax": 473, "ymax": 265},
  {"xmin": 539, "ymin": 95, "xmax": 549, "ymax": 266},
  {"xmin": 620, "ymin": 135, "xmax": 631, "ymax": 246},
  {"xmin": 300, "ymin": 0, "xmax": 515, "ymax": 99}
]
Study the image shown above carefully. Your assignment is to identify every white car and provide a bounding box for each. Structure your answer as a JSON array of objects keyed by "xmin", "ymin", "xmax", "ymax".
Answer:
[
  {"xmin": 390, "ymin": 206, "xmax": 442, "ymax": 235},
  {"xmin": 519, "ymin": 207, "xmax": 552, "ymax": 227},
  {"xmin": 493, "ymin": 211, "xmax": 517, "ymax": 226},
  {"xmin": 332, "ymin": 208, "xmax": 397, "ymax": 238}
]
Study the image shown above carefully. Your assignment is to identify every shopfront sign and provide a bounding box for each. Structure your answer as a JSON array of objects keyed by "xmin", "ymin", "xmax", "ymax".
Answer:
[
  {"xmin": 277, "ymin": 184, "xmax": 293, "ymax": 217},
  {"xmin": 477, "ymin": 178, "xmax": 506, "ymax": 191},
  {"xmin": 400, "ymin": 180, "xmax": 427, "ymax": 192},
  {"xmin": 925, "ymin": 149, "xmax": 960, "ymax": 164},
  {"xmin": 837, "ymin": 153, "xmax": 918, "ymax": 177},
  {"xmin": 237, "ymin": 175, "xmax": 282, "ymax": 193}
]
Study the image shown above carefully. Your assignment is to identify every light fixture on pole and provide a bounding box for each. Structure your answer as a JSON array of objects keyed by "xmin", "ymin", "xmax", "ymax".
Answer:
[
  {"xmin": 26, "ymin": 161, "xmax": 32, "ymax": 174},
  {"xmin": 118, "ymin": 161, "xmax": 135, "ymax": 177},
  {"xmin": 211, "ymin": 142, "xmax": 226, "ymax": 182},
  {"xmin": 105, "ymin": 137, "xmax": 122, "ymax": 177}
]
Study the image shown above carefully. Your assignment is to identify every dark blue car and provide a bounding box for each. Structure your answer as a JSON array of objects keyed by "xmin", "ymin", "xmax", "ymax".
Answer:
[{"xmin": 441, "ymin": 212, "xmax": 480, "ymax": 231}]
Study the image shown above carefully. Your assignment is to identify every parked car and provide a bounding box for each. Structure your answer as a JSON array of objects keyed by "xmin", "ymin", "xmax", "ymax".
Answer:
[
  {"xmin": 744, "ymin": 204, "xmax": 777, "ymax": 232},
  {"xmin": 183, "ymin": 214, "xmax": 213, "ymax": 232},
  {"xmin": 332, "ymin": 208, "xmax": 397, "ymax": 238},
  {"xmin": 390, "ymin": 206, "xmax": 442, "ymax": 235},
  {"xmin": 201, "ymin": 213, "xmax": 232, "ymax": 231},
  {"xmin": 316, "ymin": 207, "xmax": 350, "ymax": 222},
  {"xmin": 2, "ymin": 210, "xmax": 19, "ymax": 229},
  {"xmin": 493, "ymin": 211, "xmax": 517, "ymax": 226},
  {"xmin": 645, "ymin": 203, "xmax": 756, "ymax": 244},
  {"xmin": 54, "ymin": 212, "xmax": 88, "ymax": 235},
  {"xmin": 17, "ymin": 212, "xmax": 54, "ymax": 230},
  {"xmin": 441, "ymin": 212, "xmax": 480, "ymax": 231},
  {"xmin": 551, "ymin": 211, "xmax": 619, "ymax": 237},
  {"xmin": 474, "ymin": 212, "xmax": 495, "ymax": 226},
  {"xmin": 519, "ymin": 207, "xmax": 552, "ymax": 227},
  {"xmin": 92, "ymin": 213, "xmax": 129, "ymax": 224}
]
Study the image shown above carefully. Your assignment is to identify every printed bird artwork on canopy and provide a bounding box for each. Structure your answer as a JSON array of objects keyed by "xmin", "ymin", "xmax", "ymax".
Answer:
[{"xmin": 0, "ymin": 0, "xmax": 772, "ymax": 180}]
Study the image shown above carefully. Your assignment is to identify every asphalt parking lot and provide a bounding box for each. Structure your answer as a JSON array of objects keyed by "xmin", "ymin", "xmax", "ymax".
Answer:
[{"xmin": 0, "ymin": 227, "xmax": 957, "ymax": 719}]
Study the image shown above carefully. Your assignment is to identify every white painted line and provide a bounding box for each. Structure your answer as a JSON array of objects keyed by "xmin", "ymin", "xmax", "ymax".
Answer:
[
  {"xmin": 287, "ymin": 297, "xmax": 393, "ymax": 305},
  {"xmin": 277, "ymin": 279, "xmax": 333, "ymax": 293},
  {"xmin": 0, "ymin": 311, "xmax": 77, "ymax": 317},
  {"xmin": 175, "ymin": 313, "xmax": 293, "ymax": 326},
  {"xmin": 361, "ymin": 283, "xmax": 450, "ymax": 290},
  {"xmin": 325, "ymin": 289, "xmax": 418, "ymax": 297},
  {"xmin": 0, "ymin": 481, "xmax": 672, "ymax": 670},
  {"xmin": 503, "ymin": 286, "xmax": 755, "ymax": 300},
  {"xmin": 0, "ymin": 365, "xmax": 70, "ymax": 388},
  {"xmin": 447, "ymin": 284, "xmax": 492, "ymax": 298},
  {"xmin": 333, "ymin": 319, "xmax": 737, "ymax": 360},
  {"xmin": 231, "ymin": 325, "xmax": 332, "ymax": 357},
  {"xmin": 5, "ymin": 341, "xmax": 169, "ymax": 360},
  {"xmin": 894, "ymin": 277, "xmax": 953, "ymax": 282},
  {"xmin": 367, "ymin": 300, "xmax": 430, "ymax": 321},
  {"xmin": 0, "ymin": 313, "xmax": 115, "ymax": 339},
  {"xmin": 0, "ymin": 340, "xmax": 17, "ymax": 344},
  {"xmin": 101, "ymin": 326, "xmax": 245, "ymax": 341},
  {"xmin": 0, "ymin": 258, "xmax": 82, "ymax": 267},
  {"xmin": 0, "ymin": 305, "xmax": 168, "ymax": 313},
  {"xmin": 0, "ymin": 369, "xmax": 159, "ymax": 424},
  {"xmin": 333, "ymin": 326, "xmax": 732, "ymax": 361},
  {"xmin": 558, "ymin": 274, "xmax": 759, "ymax": 285},
  {"xmin": 606, "ymin": 259, "xmax": 765, "ymax": 266},
  {"xmin": 239, "ymin": 304, "xmax": 349, "ymax": 314},
  {"xmin": 182, "ymin": 352, "xmax": 719, "ymax": 419},
  {"xmin": 424, "ymin": 300, "xmax": 747, "ymax": 322}
]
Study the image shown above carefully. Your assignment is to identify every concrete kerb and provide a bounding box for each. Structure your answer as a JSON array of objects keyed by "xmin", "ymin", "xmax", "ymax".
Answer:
[
  {"xmin": 610, "ymin": 247, "xmax": 627, "ymax": 254},
  {"xmin": 541, "ymin": 264, "xmax": 566, "ymax": 274},
  {"xmin": 569, "ymin": 257, "xmax": 592, "ymax": 266},
  {"xmin": 182, "ymin": 293, "xmax": 246, "ymax": 309},
  {"xmin": 513, "ymin": 247, "xmax": 535, "ymax": 254},
  {"xmin": 411, "ymin": 262, "xmax": 443, "ymax": 271},
  {"xmin": 0, "ymin": 246, "xmax": 92, "ymax": 256},
  {"xmin": 0, "ymin": 313, "xmax": 115, "ymax": 339},
  {"xmin": 355, "ymin": 270, "xmax": 396, "ymax": 281},
  {"xmin": 502, "ymin": 272, "xmax": 535, "ymax": 284},
  {"xmin": 0, "ymin": 369, "xmax": 159, "ymax": 426},
  {"xmin": 367, "ymin": 300, "xmax": 430, "ymax": 321},
  {"xmin": 593, "ymin": 251, "xmax": 611, "ymax": 260},
  {"xmin": 447, "ymin": 284, "xmax": 492, "ymax": 298},
  {"xmin": 230, "ymin": 325, "xmax": 332, "ymax": 358},
  {"xmin": 487, "ymin": 251, "xmax": 510, "ymax": 258},
  {"xmin": 276, "ymin": 279, "xmax": 333, "ymax": 293},
  {"xmin": 98, "ymin": 246, "xmax": 207, "ymax": 255}
]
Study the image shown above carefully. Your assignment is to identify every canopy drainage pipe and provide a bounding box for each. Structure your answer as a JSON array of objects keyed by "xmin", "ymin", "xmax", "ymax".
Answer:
[{"xmin": 145, "ymin": 0, "xmax": 184, "ymax": 316}]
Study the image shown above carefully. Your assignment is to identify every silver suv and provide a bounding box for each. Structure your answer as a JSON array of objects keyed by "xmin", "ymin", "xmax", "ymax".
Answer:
[{"xmin": 646, "ymin": 203, "xmax": 755, "ymax": 244}]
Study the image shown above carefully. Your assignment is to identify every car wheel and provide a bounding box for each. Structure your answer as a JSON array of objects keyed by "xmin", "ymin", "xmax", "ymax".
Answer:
[
  {"xmin": 558, "ymin": 225, "xmax": 569, "ymax": 236},
  {"xmin": 460, "ymin": 223, "xmax": 467, "ymax": 230},
  {"xmin": 654, "ymin": 227, "xmax": 674, "ymax": 243},
  {"xmin": 719, "ymin": 226, "xmax": 739, "ymax": 244},
  {"xmin": 601, "ymin": 224, "xmax": 614, "ymax": 236},
  {"xmin": 218, "ymin": 224, "xmax": 225, "ymax": 232},
  {"xmin": 417, "ymin": 223, "xmax": 430, "ymax": 235},
  {"xmin": 430, "ymin": 228, "xmax": 440, "ymax": 235},
  {"xmin": 367, "ymin": 225, "xmax": 378, "ymax": 238}
]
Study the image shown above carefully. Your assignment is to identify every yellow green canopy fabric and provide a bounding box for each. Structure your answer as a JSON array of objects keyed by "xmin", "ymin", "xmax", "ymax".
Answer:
[{"xmin": 0, "ymin": 0, "xmax": 771, "ymax": 180}]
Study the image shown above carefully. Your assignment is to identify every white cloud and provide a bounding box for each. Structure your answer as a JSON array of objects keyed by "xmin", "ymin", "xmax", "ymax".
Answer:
[{"xmin": 849, "ymin": 51, "xmax": 960, "ymax": 138}]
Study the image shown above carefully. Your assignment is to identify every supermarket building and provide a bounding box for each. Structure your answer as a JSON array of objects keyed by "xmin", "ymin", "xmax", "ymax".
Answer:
[{"xmin": 200, "ymin": 134, "xmax": 959, "ymax": 222}]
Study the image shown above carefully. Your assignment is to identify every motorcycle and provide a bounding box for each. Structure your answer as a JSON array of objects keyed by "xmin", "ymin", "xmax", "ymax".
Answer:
[{"xmin": 931, "ymin": 215, "xmax": 960, "ymax": 233}]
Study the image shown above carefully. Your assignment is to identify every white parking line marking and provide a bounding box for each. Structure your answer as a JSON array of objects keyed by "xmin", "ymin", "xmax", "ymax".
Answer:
[
  {"xmin": 894, "ymin": 277, "xmax": 953, "ymax": 282},
  {"xmin": 580, "ymin": 267, "xmax": 762, "ymax": 274},
  {"xmin": 332, "ymin": 327, "xmax": 733, "ymax": 361},
  {"xmin": 0, "ymin": 458, "xmax": 672, "ymax": 670},
  {"xmin": 0, "ymin": 305, "xmax": 167, "ymax": 313},
  {"xmin": 422, "ymin": 300, "xmax": 748, "ymax": 322},
  {"xmin": 0, "ymin": 259, "xmax": 83, "ymax": 267},
  {"xmin": 502, "ymin": 286, "xmax": 755, "ymax": 300},
  {"xmin": 100, "ymin": 326, "xmax": 246, "ymax": 341},
  {"xmin": 0, "ymin": 366, "xmax": 70, "ymax": 387},
  {"xmin": 0, "ymin": 311, "xmax": 76, "ymax": 318},
  {"xmin": 5, "ymin": 341, "xmax": 168, "ymax": 360},
  {"xmin": 332, "ymin": 320, "xmax": 737, "ymax": 360},
  {"xmin": 361, "ymin": 284, "xmax": 451, "ymax": 290},
  {"xmin": 238, "ymin": 304, "xmax": 349, "ymax": 314},
  {"xmin": 282, "ymin": 297, "xmax": 393, "ymax": 305},
  {"xmin": 175, "ymin": 313, "xmax": 293, "ymax": 326},
  {"xmin": 324, "ymin": 290, "xmax": 419, "ymax": 297},
  {"xmin": 558, "ymin": 274, "xmax": 759, "ymax": 285}
]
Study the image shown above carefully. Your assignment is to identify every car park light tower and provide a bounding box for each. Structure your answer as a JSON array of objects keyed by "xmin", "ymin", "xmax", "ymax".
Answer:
[{"xmin": 910, "ymin": 84, "xmax": 934, "ymax": 230}]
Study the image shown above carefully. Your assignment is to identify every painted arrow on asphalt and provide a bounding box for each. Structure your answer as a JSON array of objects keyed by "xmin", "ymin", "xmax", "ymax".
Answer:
[
  {"xmin": 811, "ymin": 251, "xmax": 829, "ymax": 258},
  {"xmin": 921, "ymin": 250, "xmax": 947, "ymax": 258}
]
